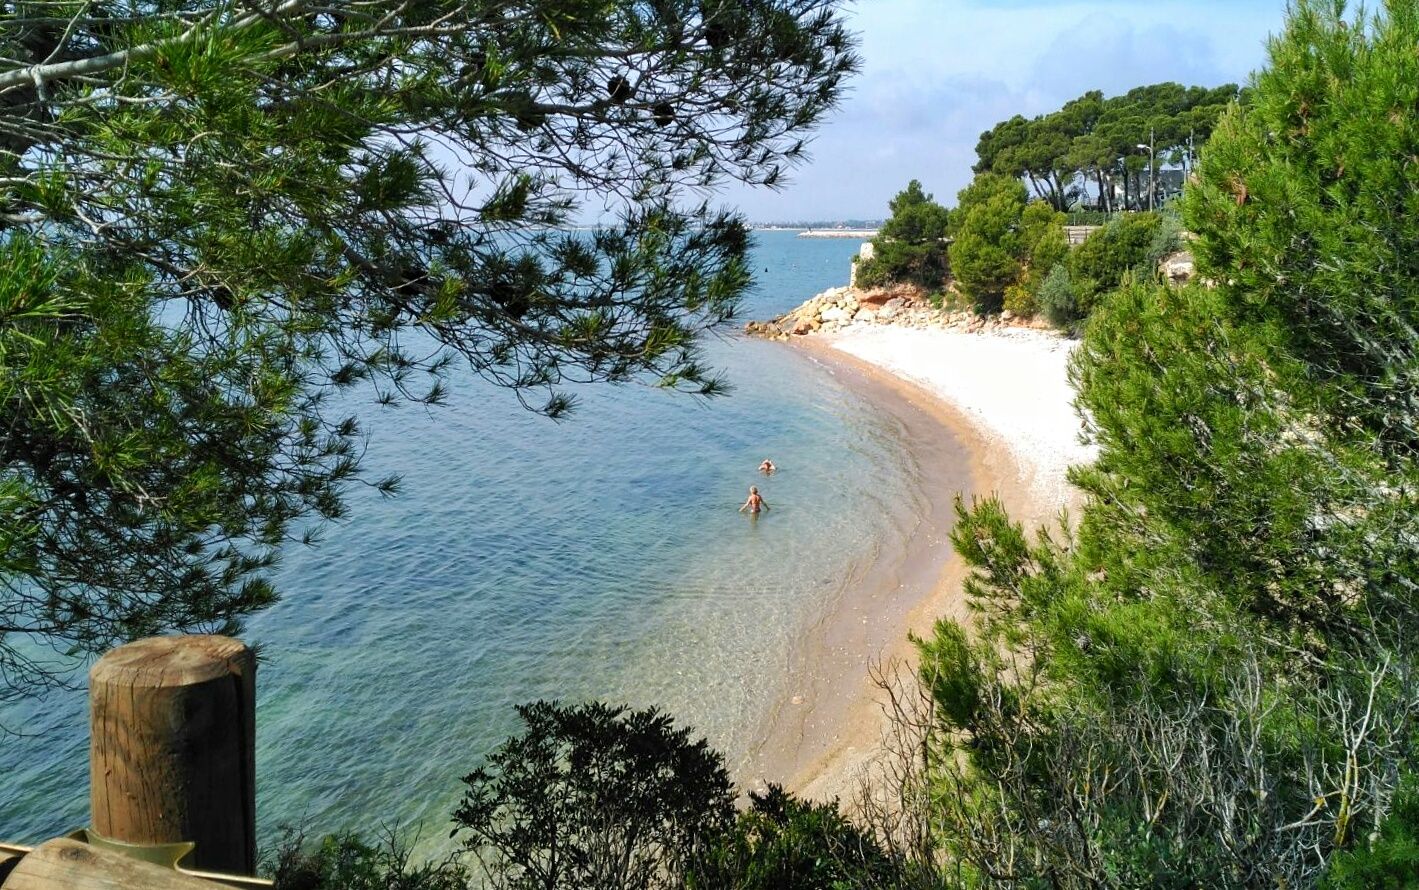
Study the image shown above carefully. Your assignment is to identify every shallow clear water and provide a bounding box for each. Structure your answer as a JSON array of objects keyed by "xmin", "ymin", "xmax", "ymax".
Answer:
[{"xmin": 0, "ymin": 232, "xmax": 923, "ymax": 852}]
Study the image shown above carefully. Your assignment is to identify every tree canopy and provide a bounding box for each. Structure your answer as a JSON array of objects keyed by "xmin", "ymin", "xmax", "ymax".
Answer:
[
  {"xmin": 975, "ymin": 81, "xmax": 1240, "ymax": 211},
  {"xmin": 0, "ymin": 0, "xmax": 858, "ymax": 696},
  {"xmin": 919, "ymin": 2, "xmax": 1419, "ymax": 884},
  {"xmin": 853, "ymin": 179, "xmax": 951, "ymax": 291},
  {"xmin": 947, "ymin": 174, "xmax": 1065, "ymax": 315}
]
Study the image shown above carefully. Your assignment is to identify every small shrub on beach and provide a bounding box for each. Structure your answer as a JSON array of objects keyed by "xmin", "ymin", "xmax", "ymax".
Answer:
[
  {"xmin": 1002, "ymin": 283, "xmax": 1036, "ymax": 317},
  {"xmin": 1037, "ymin": 264, "xmax": 1080, "ymax": 328}
]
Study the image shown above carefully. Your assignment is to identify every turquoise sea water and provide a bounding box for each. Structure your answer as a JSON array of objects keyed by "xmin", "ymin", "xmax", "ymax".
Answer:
[{"xmin": 1, "ymin": 231, "xmax": 925, "ymax": 853}]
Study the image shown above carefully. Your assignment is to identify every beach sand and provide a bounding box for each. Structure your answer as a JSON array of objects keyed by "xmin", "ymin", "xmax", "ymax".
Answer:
[{"xmin": 742, "ymin": 323, "xmax": 1094, "ymax": 803}]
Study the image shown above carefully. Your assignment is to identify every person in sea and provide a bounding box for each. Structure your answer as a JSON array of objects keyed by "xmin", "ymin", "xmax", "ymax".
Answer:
[
  {"xmin": 758, "ymin": 459, "xmax": 776, "ymax": 474},
  {"xmin": 739, "ymin": 486, "xmax": 769, "ymax": 515}
]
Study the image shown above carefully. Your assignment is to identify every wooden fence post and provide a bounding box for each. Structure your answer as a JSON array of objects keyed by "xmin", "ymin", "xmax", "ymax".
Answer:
[
  {"xmin": 1, "ymin": 838, "xmax": 219, "ymax": 890},
  {"xmin": 89, "ymin": 635, "xmax": 256, "ymax": 875}
]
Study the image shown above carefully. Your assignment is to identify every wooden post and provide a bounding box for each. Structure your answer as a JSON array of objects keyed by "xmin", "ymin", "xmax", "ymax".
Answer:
[
  {"xmin": 0, "ymin": 838, "xmax": 216, "ymax": 890},
  {"xmin": 89, "ymin": 635, "xmax": 256, "ymax": 875}
]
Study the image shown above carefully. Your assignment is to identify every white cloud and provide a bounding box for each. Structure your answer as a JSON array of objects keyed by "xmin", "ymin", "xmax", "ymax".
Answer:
[{"xmin": 723, "ymin": 0, "xmax": 1286, "ymax": 221}]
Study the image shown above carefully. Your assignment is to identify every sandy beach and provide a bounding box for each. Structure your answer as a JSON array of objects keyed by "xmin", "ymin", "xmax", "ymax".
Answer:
[
  {"xmin": 828, "ymin": 325, "xmax": 1096, "ymax": 525},
  {"xmin": 747, "ymin": 320, "xmax": 1094, "ymax": 802}
]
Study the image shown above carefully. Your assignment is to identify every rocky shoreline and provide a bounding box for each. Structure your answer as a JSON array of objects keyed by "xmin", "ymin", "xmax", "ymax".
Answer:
[{"xmin": 745, "ymin": 285, "xmax": 1051, "ymax": 340}]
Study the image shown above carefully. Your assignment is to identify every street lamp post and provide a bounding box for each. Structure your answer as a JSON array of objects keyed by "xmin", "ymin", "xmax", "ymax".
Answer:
[{"xmin": 1136, "ymin": 127, "xmax": 1156, "ymax": 212}]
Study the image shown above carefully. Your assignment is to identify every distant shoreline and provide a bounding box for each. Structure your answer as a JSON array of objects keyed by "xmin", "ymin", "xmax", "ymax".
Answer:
[{"xmin": 795, "ymin": 230, "xmax": 878, "ymax": 239}]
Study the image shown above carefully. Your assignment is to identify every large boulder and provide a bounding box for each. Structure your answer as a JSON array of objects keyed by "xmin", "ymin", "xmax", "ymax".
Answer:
[{"xmin": 820, "ymin": 305, "xmax": 852, "ymax": 324}]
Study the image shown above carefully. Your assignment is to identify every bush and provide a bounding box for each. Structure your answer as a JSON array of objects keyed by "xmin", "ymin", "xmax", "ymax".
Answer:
[
  {"xmin": 856, "ymin": 180, "xmax": 951, "ymax": 290},
  {"xmin": 1322, "ymin": 776, "xmax": 1419, "ymax": 889},
  {"xmin": 1002, "ymin": 283, "xmax": 1035, "ymax": 317},
  {"xmin": 271, "ymin": 832, "xmax": 469, "ymax": 890},
  {"xmin": 1144, "ymin": 211, "xmax": 1184, "ymax": 268},
  {"xmin": 1066, "ymin": 211, "xmax": 1166, "ymax": 314},
  {"xmin": 453, "ymin": 701, "xmax": 734, "ymax": 890},
  {"xmin": 691, "ymin": 785, "xmax": 903, "ymax": 890},
  {"xmin": 948, "ymin": 174, "xmax": 1028, "ymax": 314},
  {"xmin": 1037, "ymin": 263, "xmax": 1079, "ymax": 328},
  {"xmin": 949, "ymin": 176, "xmax": 1065, "ymax": 316}
]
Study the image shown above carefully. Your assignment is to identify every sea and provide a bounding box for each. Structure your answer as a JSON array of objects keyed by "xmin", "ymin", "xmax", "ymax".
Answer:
[{"xmin": 0, "ymin": 231, "xmax": 926, "ymax": 856}]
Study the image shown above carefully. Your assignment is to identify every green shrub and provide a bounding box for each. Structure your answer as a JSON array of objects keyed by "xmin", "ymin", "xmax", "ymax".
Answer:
[
  {"xmin": 1037, "ymin": 263, "xmax": 1079, "ymax": 328},
  {"xmin": 948, "ymin": 174, "xmax": 1027, "ymax": 314},
  {"xmin": 453, "ymin": 701, "xmax": 734, "ymax": 890},
  {"xmin": 1144, "ymin": 211, "xmax": 1184, "ymax": 268},
  {"xmin": 1066, "ymin": 211, "xmax": 1166, "ymax": 314},
  {"xmin": 271, "ymin": 832, "xmax": 469, "ymax": 890},
  {"xmin": 1322, "ymin": 776, "xmax": 1419, "ymax": 889},
  {"xmin": 1002, "ymin": 282, "xmax": 1036, "ymax": 317},
  {"xmin": 691, "ymin": 785, "xmax": 902, "ymax": 890},
  {"xmin": 856, "ymin": 180, "xmax": 951, "ymax": 290}
]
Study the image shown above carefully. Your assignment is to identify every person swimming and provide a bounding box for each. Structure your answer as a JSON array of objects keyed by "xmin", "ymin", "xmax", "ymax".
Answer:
[
  {"xmin": 758, "ymin": 459, "xmax": 776, "ymax": 474},
  {"xmin": 739, "ymin": 486, "xmax": 769, "ymax": 515}
]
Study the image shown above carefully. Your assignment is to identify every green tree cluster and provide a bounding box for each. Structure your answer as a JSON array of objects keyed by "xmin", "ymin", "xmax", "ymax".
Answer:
[
  {"xmin": 912, "ymin": 2, "xmax": 1419, "ymax": 886},
  {"xmin": 976, "ymin": 82, "xmax": 1240, "ymax": 211},
  {"xmin": 0, "ymin": 0, "xmax": 858, "ymax": 697},
  {"xmin": 1062, "ymin": 210, "xmax": 1179, "ymax": 317},
  {"xmin": 853, "ymin": 180, "xmax": 951, "ymax": 291},
  {"xmin": 275, "ymin": 700, "xmax": 904, "ymax": 890},
  {"xmin": 947, "ymin": 174, "xmax": 1066, "ymax": 315}
]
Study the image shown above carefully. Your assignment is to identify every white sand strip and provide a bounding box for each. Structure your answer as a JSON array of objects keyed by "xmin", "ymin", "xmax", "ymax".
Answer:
[{"xmin": 822, "ymin": 325, "xmax": 1096, "ymax": 510}]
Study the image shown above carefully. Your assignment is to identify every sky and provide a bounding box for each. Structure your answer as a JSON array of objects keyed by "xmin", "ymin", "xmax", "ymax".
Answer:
[{"xmin": 724, "ymin": 0, "xmax": 1288, "ymax": 222}]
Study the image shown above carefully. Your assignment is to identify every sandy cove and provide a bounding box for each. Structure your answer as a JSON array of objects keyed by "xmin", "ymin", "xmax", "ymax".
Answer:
[{"xmin": 740, "ymin": 298, "xmax": 1095, "ymax": 804}]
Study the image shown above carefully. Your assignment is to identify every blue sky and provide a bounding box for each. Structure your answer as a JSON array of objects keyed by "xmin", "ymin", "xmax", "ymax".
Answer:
[{"xmin": 725, "ymin": 0, "xmax": 1287, "ymax": 222}]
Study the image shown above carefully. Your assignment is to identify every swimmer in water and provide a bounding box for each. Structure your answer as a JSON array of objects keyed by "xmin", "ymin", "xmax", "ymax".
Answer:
[
  {"xmin": 739, "ymin": 486, "xmax": 769, "ymax": 515},
  {"xmin": 758, "ymin": 459, "xmax": 776, "ymax": 474}
]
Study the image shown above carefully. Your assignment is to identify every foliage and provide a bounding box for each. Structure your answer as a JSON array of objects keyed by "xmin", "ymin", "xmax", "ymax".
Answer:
[
  {"xmin": 1322, "ymin": 776, "xmax": 1419, "ymax": 889},
  {"xmin": 947, "ymin": 175, "xmax": 1027, "ymax": 313},
  {"xmin": 907, "ymin": 2, "xmax": 1419, "ymax": 886},
  {"xmin": 1037, "ymin": 264, "xmax": 1080, "ymax": 329},
  {"xmin": 690, "ymin": 784, "xmax": 902, "ymax": 890},
  {"xmin": 453, "ymin": 700, "xmax": 734, "ymax": 890},
  {"xmin": 0, "ymin": 0, "xmax": 859, "ymax": 697},
  {"xmin": 976, "ymin": 82, "xmax": 1239, "ymax": 211},
  {"xmin": 948, "ymin": 175, "xmax": 1064, "ymax": 316},
  {"xmin": 1065, "ymin": 211, "xmax": 1167, "ymax": 314},
  {"xmin": 1144, "ymin": 210, "xmax": 1185, "ymax": 269},
  {"xmin": 1182, "ymin": 0, "xmax": 1419, "ymax": 456},
  {"xmin": 1065, "ymin": 210, "xmax": 1124, "ymax": 226},
  {"xmin": 855, "ymin": 181, "xmax": 951, "ymax": 290},
  {"xmin": 271, "ymin": 832, "xmax": 470, "ymax": 890},
  {"xmin": 1009, "ymin": 199, "xmax": 1069, "ymax": 316}
]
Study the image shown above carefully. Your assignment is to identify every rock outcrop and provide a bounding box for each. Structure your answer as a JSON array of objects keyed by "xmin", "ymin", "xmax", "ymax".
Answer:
[{"xmin": 744, "ymin": 284, "xmax": 1049, "ymax": 340}]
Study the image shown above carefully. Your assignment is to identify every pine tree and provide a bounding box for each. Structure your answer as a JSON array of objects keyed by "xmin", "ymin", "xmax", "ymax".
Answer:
[{"xmin": 0, "ymin": 0, "xmax": 858, "ymax": 696}]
